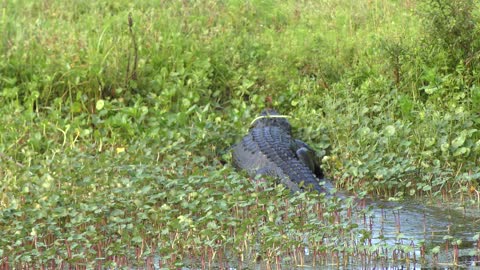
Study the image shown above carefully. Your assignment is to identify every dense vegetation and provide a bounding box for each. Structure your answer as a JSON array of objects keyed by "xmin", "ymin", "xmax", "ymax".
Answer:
[{"xmin": 1, "ymin": 0, "xmax": 480, "ymax": 268}]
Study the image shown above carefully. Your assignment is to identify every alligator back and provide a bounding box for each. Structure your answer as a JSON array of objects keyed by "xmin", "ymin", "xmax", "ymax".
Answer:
[{"xmin": 232, "ymin": 124, "xmax": 329, "ymax": 193}]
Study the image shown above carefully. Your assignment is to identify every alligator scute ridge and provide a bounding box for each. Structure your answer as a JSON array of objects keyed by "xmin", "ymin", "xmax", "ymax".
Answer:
[{"xmin": 232, "ymin": 109, "xmax": 334, "ymax": 194}]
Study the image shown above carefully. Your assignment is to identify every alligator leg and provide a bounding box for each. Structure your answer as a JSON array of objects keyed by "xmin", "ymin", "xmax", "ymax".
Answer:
[
  {"xmin": 292, "ymin": 139, "xmax": 325, "ymax": 178},
  {"xmin": 296, "ymin": 147, "xmax": 316, "ymax": 173}
]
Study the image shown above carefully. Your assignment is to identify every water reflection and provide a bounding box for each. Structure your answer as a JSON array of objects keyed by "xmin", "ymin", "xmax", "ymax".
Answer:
[
  {"xmin": 358, "ymin": 199, "xmax": 480, "ymax": 268},
  {"xmin": 145, "ymin": 199, "xmax": 480, "ymax": 269}
]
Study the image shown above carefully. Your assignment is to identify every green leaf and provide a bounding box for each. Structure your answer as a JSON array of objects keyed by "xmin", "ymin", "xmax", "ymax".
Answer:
[
  {"xmin": 358, "ymin": 127, "xmax": 371, "ymax": 136},
  {"xmin": 384, "ymin": 125, "xmax": 396, "ymax": 137},
  {"xmin": 70, "ymin": 101, "xmax": 83, "ymax": 113},
  {"xmin": 441, "ymin": 142, "xmax": 450, "ymax": 152},
  {"xmin": 132, "ymin": 236, "xmax": 143, "ymax": 243},
  {"xmin": 453, "ymin": 147, "xmax": 469, "ymax": 157},
  {"xmin": 451, "ymin": 134, "xmax": 466, "ymax": 149},
  {"xmin": 424, "ymin": 86, "xmax": 437, "ymax": 95},
  {"xmin": 111, "ymin": 209, "xmax": 125, "ymax": 216},
  {"xmin": 96, "ymin": 99, "xmax": 105, "ymax": 111},
  {"xmin": 473, "ymin": 234, "xmax": 480, "ymax": 241},
  {"xmin": 422, "ymin": 185, "xmax": 431, "ymax": 191},
  {"xmin": 424, "ymin": 137, "xmax": 435, "ymax": 147}
]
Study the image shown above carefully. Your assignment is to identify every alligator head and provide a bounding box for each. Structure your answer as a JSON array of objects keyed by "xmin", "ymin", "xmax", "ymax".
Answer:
[{"xmin": 250, "ymin": 109, "xmax": 292, "ymax": 133}]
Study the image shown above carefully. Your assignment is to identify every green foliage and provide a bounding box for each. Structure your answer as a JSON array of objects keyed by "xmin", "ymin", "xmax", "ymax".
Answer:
[
  {"xmin": 1, "ymin": 0, "xmax": 480, "ymax": 267},
  {"xmin": 418, "ymin": 0, "xmax": 480, "ymax": 73}
]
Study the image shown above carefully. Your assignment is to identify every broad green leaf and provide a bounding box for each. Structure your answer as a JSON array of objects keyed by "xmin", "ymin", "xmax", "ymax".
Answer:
[
  {"xmin": 96, "ymin": 99, "xmax": 105, "ymax": 111},
  {"xmin": 424, "ymin": 137, "xmax": 435, "ymax": 147},
  {"xmin": 384, "ymin": 125, "xmax": 396, "ymax": 137},
  {"xmin": 451, "ymin": 134, "xmax": 466, "ymax": 149},
  {"xmin": 453, "ymin": 147, "xmax": 469, "ymax": 157},
  {"xmin": 431, "ymin": 246, "xmax": 441, "ymax": 254},
  {"xmin": 358, "ymin": 127, "xmax": 371, "ymax": 136}
]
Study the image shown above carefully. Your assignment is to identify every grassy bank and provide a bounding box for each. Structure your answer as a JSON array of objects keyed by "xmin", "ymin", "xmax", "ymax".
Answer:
[{"xmin": 1, "ymin": 0, "xmax": 480, "ymax": 267}]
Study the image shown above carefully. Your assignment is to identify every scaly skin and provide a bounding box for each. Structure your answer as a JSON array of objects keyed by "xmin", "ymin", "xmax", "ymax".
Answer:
[{"xmin": 232, "ymin": 109, "xmax": 332, "ymax": 193}]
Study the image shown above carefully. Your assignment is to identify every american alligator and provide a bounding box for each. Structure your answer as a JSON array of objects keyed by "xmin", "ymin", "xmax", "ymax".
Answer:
[{"xmin": 232, "ymin": 109, "xmax": 333, "ymax": 193}]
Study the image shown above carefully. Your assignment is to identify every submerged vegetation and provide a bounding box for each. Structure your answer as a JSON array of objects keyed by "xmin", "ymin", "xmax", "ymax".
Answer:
[{"xmin": 1, "ymin": 0, "xmax": 480, "ymax": 268}]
